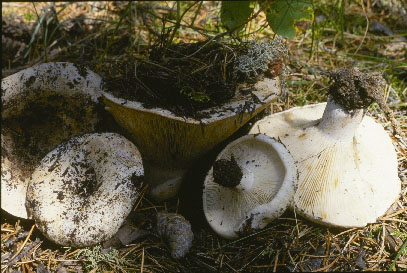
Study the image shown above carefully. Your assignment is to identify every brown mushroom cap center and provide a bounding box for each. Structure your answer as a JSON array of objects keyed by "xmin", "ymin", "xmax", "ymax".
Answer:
[{"xmin": 212, "ymin": 155, "xmax": 243, "ymax": 188}]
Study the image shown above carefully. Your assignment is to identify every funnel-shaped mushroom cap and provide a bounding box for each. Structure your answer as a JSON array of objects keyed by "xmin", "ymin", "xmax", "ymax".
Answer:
[
  {"xmin": 26, "ymin": 133, "xmax": 144, "ymax": 248},
  {"xmin": 1, "ymin": 62, "xmax": 104, "ymax": 219},
  {"xmin": 203, "ymin": 134, "xmax": 297, "ymax": 239},
  {"xmin": 103, "ymin": 76, "xmax": 281, "ymax": 201},
  {"xmin": 250, "ymin": 102, "xmax": 401, "ymax": 227}
]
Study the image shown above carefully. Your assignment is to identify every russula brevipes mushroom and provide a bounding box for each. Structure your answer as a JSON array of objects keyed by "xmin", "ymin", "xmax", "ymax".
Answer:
[
  {"xmin": 156, "ymin": 212, "xmax": 194, "ymax": 259},
  {"xmin": 26, "ymin": 133, "xmax": 144, "ymax": 248},
  {"xmin": 1, "ymin": 62, "xmax": 106, "ymax": 219},
  {"xmin": 250, "ymin": 68, "xmax": 401, "ymax": 228},
  {"xmin": 203, "ymin": 134, "xmax": 297, "ymax": 239}
]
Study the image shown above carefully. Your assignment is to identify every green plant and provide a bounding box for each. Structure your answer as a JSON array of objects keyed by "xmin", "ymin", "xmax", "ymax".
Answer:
[
  {"xmin": 180, "ymin": 87, "xmax": 210, "ymax": 102},
  {"xmin": 260, "ymin": 243, "xmax": 276, "ymax": 258},
  {"xmin": 389, "ymin": 239, "xmax": 407, "ymax": 271},
  {"xmin": 221, "ymin": 0, "xmax": 313, "ymax": 39},
  {"xmin": 24, "ymin": 3, "xmax": 71, "ymax": 59},
  {"xmin": 76, "ymin": 245, "xmax": 127, "ymax": 272},
  {"xmin": 23, "ymin": 11, "xmax": 35, "ymax": 22},
  {"xmin": 391, "ymin": 231, "xmax": 407, "ymax": 241}
]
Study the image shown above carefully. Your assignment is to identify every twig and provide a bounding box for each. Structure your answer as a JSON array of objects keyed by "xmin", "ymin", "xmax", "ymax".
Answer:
[
  {"xmin": 351, "ymin": 0, "xmax": 369, "ymax": 57},
  {"xmin": 333, "ymin": 228, "xmax": 358, "ymax": 238},
  {"xmin": 133, "ymin": 185, "xmax": 149, "ymax": 212},
  {"xmin": 273, "ymin": 249, "xmax": 280, "ymax": 272},
  {"xmin": 380, "ymin": 218, "xmax": 407, "ymax": 224},
  {"xmin": 10, "ymin": 225, "xmax": 35, "ymax": 261},
  {"xmin": 141, "ymin": 247, "xmax": 144, "ymax": 273},
  {"xmin": 323, "ymin": 232, "xmax": 331, "ymax": 267},
  {"xmin": 377, "ymin": 224, "xmax": 386, "ymax": 264},
  {"xmin": 3, "ymin": 232, "xmax": 29, "ymax": 248},
  {"xmin": 6, "ymin": 238, "xmax": 42, "ymax": 268},
  {"xmin": 313, "ymin": 256, "xmax": 340, "ymax": 272}
]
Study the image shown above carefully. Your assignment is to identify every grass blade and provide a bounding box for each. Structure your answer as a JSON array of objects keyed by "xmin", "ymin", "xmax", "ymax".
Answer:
[{"xmin": 388, "ymin": 239, "xmax": 407, "ymax": 271}]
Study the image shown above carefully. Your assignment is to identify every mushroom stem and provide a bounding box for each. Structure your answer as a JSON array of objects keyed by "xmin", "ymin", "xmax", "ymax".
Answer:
[
  {"xmin": 318, "ymin": 100, "xmax": 363, "ymax": 142},
  {"xmin": 212, "ymin": 156, "xmax": 243, "ymax": 188},
  {"xmin": 317, "ymin": 67, "xmax": 387, "ymax": 141},
  {"xmin": 212, "ymin": 156, "xmax": 255, "ymax": 190}
]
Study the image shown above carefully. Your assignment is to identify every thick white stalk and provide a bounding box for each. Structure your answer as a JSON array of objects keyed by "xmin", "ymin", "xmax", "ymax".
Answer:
[{"xmin": 318, "ymin": 99, "xmax": 364, "ymax": 142}]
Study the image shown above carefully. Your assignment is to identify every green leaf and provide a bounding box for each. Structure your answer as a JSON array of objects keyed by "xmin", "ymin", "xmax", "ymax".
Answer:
[
  {"xmin": 221, "ymin": 1, "xmax": 253, "ymax": 32},
  {"xmin": 266, "ymin": 0, "xmax": 313, "ymax": 39}
]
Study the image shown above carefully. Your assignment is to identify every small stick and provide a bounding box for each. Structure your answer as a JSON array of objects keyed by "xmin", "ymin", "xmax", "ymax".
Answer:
[
  {"xmin": 377, "ymin": 224, "xmax": 386, "ymax": 264},
  {"xmin": 6, "ymin": 238, "xmax": 41, "ymax": 267},
  {"xmin": 140, "ymin": 247, "xmax": 145, "ymax": 273},
  {"xmin": 3, "ymin": 231, "xmax": 30, "ymax": 248},
  {"xmin": 10, "ymin": 225, "xmax": 35, "ymax": 260},
  {"xmin": 133, "ymin": 185, "xmax": 148, "ymax": 212},
  {"xmin": 323, "ymin": 232, "xmax": 331, "ymax": 267},
  {"xmin": 313, "ymin": 256, "xmax": 340, "ymax": 272},
  {"xmin": 273, "ymin": 250, "xmax": 279, "ymax": 272}
]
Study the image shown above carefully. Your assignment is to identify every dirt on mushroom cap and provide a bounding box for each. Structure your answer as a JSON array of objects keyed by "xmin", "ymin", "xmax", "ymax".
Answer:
[
  {"xmin": 327, "ymin": 67, "xmax": 404, "ymax": 136},
  {"xmin": 101, "ymin": 39, "xmax": 286, "ymax": 119},
  {"xmin": 328, "ymin": 67, "xmax": 386, "ymax": 112},
  {"xmin": 212, "ymin": 155, "xmax": 243, "ymax": 188}
]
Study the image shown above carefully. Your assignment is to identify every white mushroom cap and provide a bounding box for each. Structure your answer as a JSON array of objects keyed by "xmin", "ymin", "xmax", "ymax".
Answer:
[
  {"xmin": 250, "ymin": 101, "xmax": 401, "ymax": 227},
  {"xmin": 26, "ymin": 133, "xmax": 144, "ymax": 248},
  {"xmin": 203, "ymin": 134, "xmax": 297, "ymax": 239},
  {"xmin": 1, "ymin": 62, "xmax": 104, "ymax": 219}
]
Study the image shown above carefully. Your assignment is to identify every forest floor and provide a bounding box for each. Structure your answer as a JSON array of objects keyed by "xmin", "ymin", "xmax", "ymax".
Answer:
[{"xmin": 1, "ymin": 1, "xmax": 406, "ymax": 272}]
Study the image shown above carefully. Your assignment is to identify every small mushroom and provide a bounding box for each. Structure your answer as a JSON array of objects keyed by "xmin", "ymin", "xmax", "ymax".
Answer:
[
  {"xmin": 156, "ymin": 212, "xmax": 194, "ymax": 259},
  {"xmin": 250, "ymin": 68, "xmax": 401, "ymax": 228},
  {"xmin": 26, "ymin": 133, "xmax": 144, "ymax": 248},
  {"xmin": 203, "ymin": 134, "xmax": 297, "ymax": 239},
  {"xmin": 1, "ymin": 62, "xmax": 105, "ymax": 219}
]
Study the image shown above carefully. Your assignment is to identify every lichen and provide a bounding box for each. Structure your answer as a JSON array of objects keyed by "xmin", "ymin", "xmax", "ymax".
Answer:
[{"xmin": 234, "ymin": 38, "xmax": 288, "ymax": 79}]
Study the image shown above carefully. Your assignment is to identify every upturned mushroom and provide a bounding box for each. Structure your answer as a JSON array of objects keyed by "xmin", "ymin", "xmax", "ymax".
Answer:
[
  {"xmin": 249, "ymin": 68, "xmax": 401, "ymax": 228},
  {"xmin": 103, "ymin": 77, "xmax": 281, "ymax": 201},
  {"xmin": 1, "ymin": 62, "xmax": 107, "ymax": 219},
  {"xmin": 102, "ymin": 40, "xmax": 286, "ymax": 201},
  {"xmin": 26, "ymin": 133, "xmax": 144, "ymax": 248},
  {"xmin": 203, "ymin": 134, "xmax": 297, "ymax": 239}
]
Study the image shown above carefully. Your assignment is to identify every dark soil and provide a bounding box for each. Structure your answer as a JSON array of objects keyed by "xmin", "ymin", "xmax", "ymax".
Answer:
[
  {"xmin": 101, "ymin": 40, "xmax": 274, "ymax": 119},
  {"xmin": 328, "ymin": 67, "xmax": 385, "ymax": 111},
  {"xmin": 212, "ymin": 155, "xmax": 243, "ymax": 188}
]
